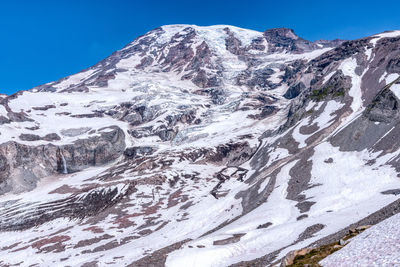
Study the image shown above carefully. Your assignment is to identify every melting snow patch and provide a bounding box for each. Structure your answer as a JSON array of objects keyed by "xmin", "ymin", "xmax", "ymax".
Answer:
[
  {"xmin": 365, "ymin": 48, "xmax": 373, "ymax": 61},
  {"xmin": 390, "ymin": 84, "xmax": 400, "ymax": 100},
  {"xmin": 339, "ymin": 58, "xmax": 363, "ymax": 113},
  {"xmin": 370, "ymin": 30, "xmax": 400, "ymax": 46},
  {"xmin": 0, "ymin": 105, "xmax": 8, "ymax": 118},
  {"xmin": 313, "ymin": 100, "xmax": 344, "ymax": 129},
  {"xmin": 379, "ymin": 71, "xmax": 387, "ymax": 83},
  {"xmin": 386, "ymin": 73, "xmax": 400, "ymax": 84},
  {"xmin": 323, "ymin": 71, "xmax": 336, "ymax": 84},
  {"xmin": 306, "ymin": 142, "xmax": 399, "ymax": 215}
]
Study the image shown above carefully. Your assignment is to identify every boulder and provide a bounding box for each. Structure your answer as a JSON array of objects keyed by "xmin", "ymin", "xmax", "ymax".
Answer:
[
  {"xmin": 364, "ymin": 86, "xmax": 400, "ymax": 123},
  {"xmin": 280, "ymin": 248, "xmax": 312, "ymax": 267},
  {"xmin": 124, "ymin": 146, "xmax": 154, "ymax": 158}
]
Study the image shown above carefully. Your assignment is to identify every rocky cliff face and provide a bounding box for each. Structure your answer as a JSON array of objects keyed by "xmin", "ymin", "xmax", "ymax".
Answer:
[
  {"xmin": 0, "ymin": 126, "xmax": 125, "ymax": 195},
  {"xmin": 0, "ymin": 25, "xmax": 400, "ymax": 267}
]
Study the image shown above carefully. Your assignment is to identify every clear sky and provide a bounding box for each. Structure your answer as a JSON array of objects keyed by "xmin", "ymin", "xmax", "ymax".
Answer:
[{"xmin": 1, "ymin": 0, "xmax": 400, "ymax": 94}]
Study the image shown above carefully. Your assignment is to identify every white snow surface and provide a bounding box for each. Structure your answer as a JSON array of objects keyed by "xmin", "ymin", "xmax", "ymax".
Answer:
[
  {"xmin": 338, "ymin": 58, "xmax": 364, "ymax": 113},
  {"xmin": 386, "ymin": 73, "xmax": 400, "ymax": 84},
  {"xmin": 157, "ymin": 24, "xmax": 263, "ymax": 47},
  {"xmin": 321, "ymin": 213, "xmax": 400, "ymax": 267},
  {"xmin": 370, "ymin": 30, "xmax": 400, "ymax": 46},
  {"xmin": 390, "ymin": 83, "xmax": 400, "ymax": 100}
]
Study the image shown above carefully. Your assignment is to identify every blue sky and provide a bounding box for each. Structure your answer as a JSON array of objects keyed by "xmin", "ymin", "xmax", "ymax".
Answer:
[{"xmin": 1, "ymin": 0, "xmax": 400, "ymax": 94}]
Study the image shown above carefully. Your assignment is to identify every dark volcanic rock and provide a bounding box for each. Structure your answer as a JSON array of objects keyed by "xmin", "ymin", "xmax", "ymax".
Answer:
[
  {"xmin": 32, "ymin": 105, "xmax": 56, "ymax": 111},
  {"xmin": 42, "ymin": 133, "xmax": 61, "ymax": 141},
  {"xmin": 364, "ymin": 83, "xmax": 400, "ymax": 123},
  {"xmin": 311, "ymin": 38, "xmax": 373, "ymax": 70},
  {"xmin": 264, "ymin": 28, "xmax": 318, "ymax": 53},
  {"xmin": 0, "ymin": 115, "xmax": 10, "ymax": 125},
  {"xmin": 224, "ymin": 27, "xmax": 244, "ymax": 55},
  {"xmin": 124, "ymin": 146, "xmax": 154, "ymax": 158},
  {"xmin": 19, "ymin": 133, "xmax": 61, "ymax": 142},
  {"xmin": 19, "ymin": 134, "xmax": 41, "ymax": 141},
  {"xmin": 309, "ymin": 71, "xmax": 351, "ymax": 102},
  {"xmin": 284, "ymin": 82, "xmax": 306, "ymax": 99},
  {"xmin": 247, "ymin": 68, "xmax": 276, "ymax": 90},
  {"xmin": 160, "ymin": 27, "xmax": 196, "ymax": 72},
  {"xmin": 386, "ymin": 57, "xmax": 400, "ymax": 73},
  {"xmin": 157, "ymin": 128, "xmax": 177, "ymax": 141},
  {"xmin": 381, "ymin": 189, "xmax": 400, "ymax": 195}
]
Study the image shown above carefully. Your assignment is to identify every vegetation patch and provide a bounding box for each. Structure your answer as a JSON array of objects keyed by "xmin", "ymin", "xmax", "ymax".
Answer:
[
  {"xmin": 310, "ymin": 87, "xmax": 330, "ymax": 101},
  {"xmin": 286, "ymin": 225, "xmax": 370, "ymax": 267},
  {"xmin": 306, "ymin": 108, "xmax": 314, "ymax": 115},
  {"xmin": 286, "ymin": 243, "xmax": 341, "ymax": 267},
  {"xmin": 310, "ymin": 85, "xmax": 346, "ymax": 101}
]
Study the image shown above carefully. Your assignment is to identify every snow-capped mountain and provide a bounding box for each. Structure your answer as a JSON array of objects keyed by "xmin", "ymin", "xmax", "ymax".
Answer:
[{"xmin": 0, "ymin": 25, "xmax": 400, "ymax": 266}]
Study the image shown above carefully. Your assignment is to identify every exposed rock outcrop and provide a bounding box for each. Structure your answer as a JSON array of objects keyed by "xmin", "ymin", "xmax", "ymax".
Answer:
[{"xmin": 0, "ymin": 126, "xmax": 125, "ymax": 195}]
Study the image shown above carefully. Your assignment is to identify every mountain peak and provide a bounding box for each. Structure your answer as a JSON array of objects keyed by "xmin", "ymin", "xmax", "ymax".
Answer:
[
  {"xmin": 264, "ymin": 27, "xmax": 299, "ymax": 39},
  {"xmin": 3, "ymin": 22, "xmax": 400, "ymax": 267},
  {"xmin": 33, "ymin": 24, "xmax": 342, "ymax": 94}
]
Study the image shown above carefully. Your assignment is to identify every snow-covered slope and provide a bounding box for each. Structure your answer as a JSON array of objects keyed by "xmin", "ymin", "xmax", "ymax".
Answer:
[
  {"xmin": 321, "ymin": 212, "xmax": 400, "ymax": 266},
  {"xmin": 0, "ymin": 25, "xmax": 400, "ymax": 266}
]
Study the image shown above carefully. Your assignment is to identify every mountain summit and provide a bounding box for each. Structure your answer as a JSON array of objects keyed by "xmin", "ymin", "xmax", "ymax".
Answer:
[
  {"xmin": 34, "ymin": 25, "xmax": 339, "ymax": 93},
  {"xmin": 0, "ymin": 25, "xmax": 400, "ymax": 266}
]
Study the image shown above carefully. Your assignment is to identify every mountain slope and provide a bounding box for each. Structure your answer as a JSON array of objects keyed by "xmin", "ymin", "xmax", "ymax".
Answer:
[
  {"xmin": 321, "ymin": 212, "xmax": 400, "ymax": 266},
  {"xmin": 0, "ymin": 25, "xmax": 400, "ymax": 266}
]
